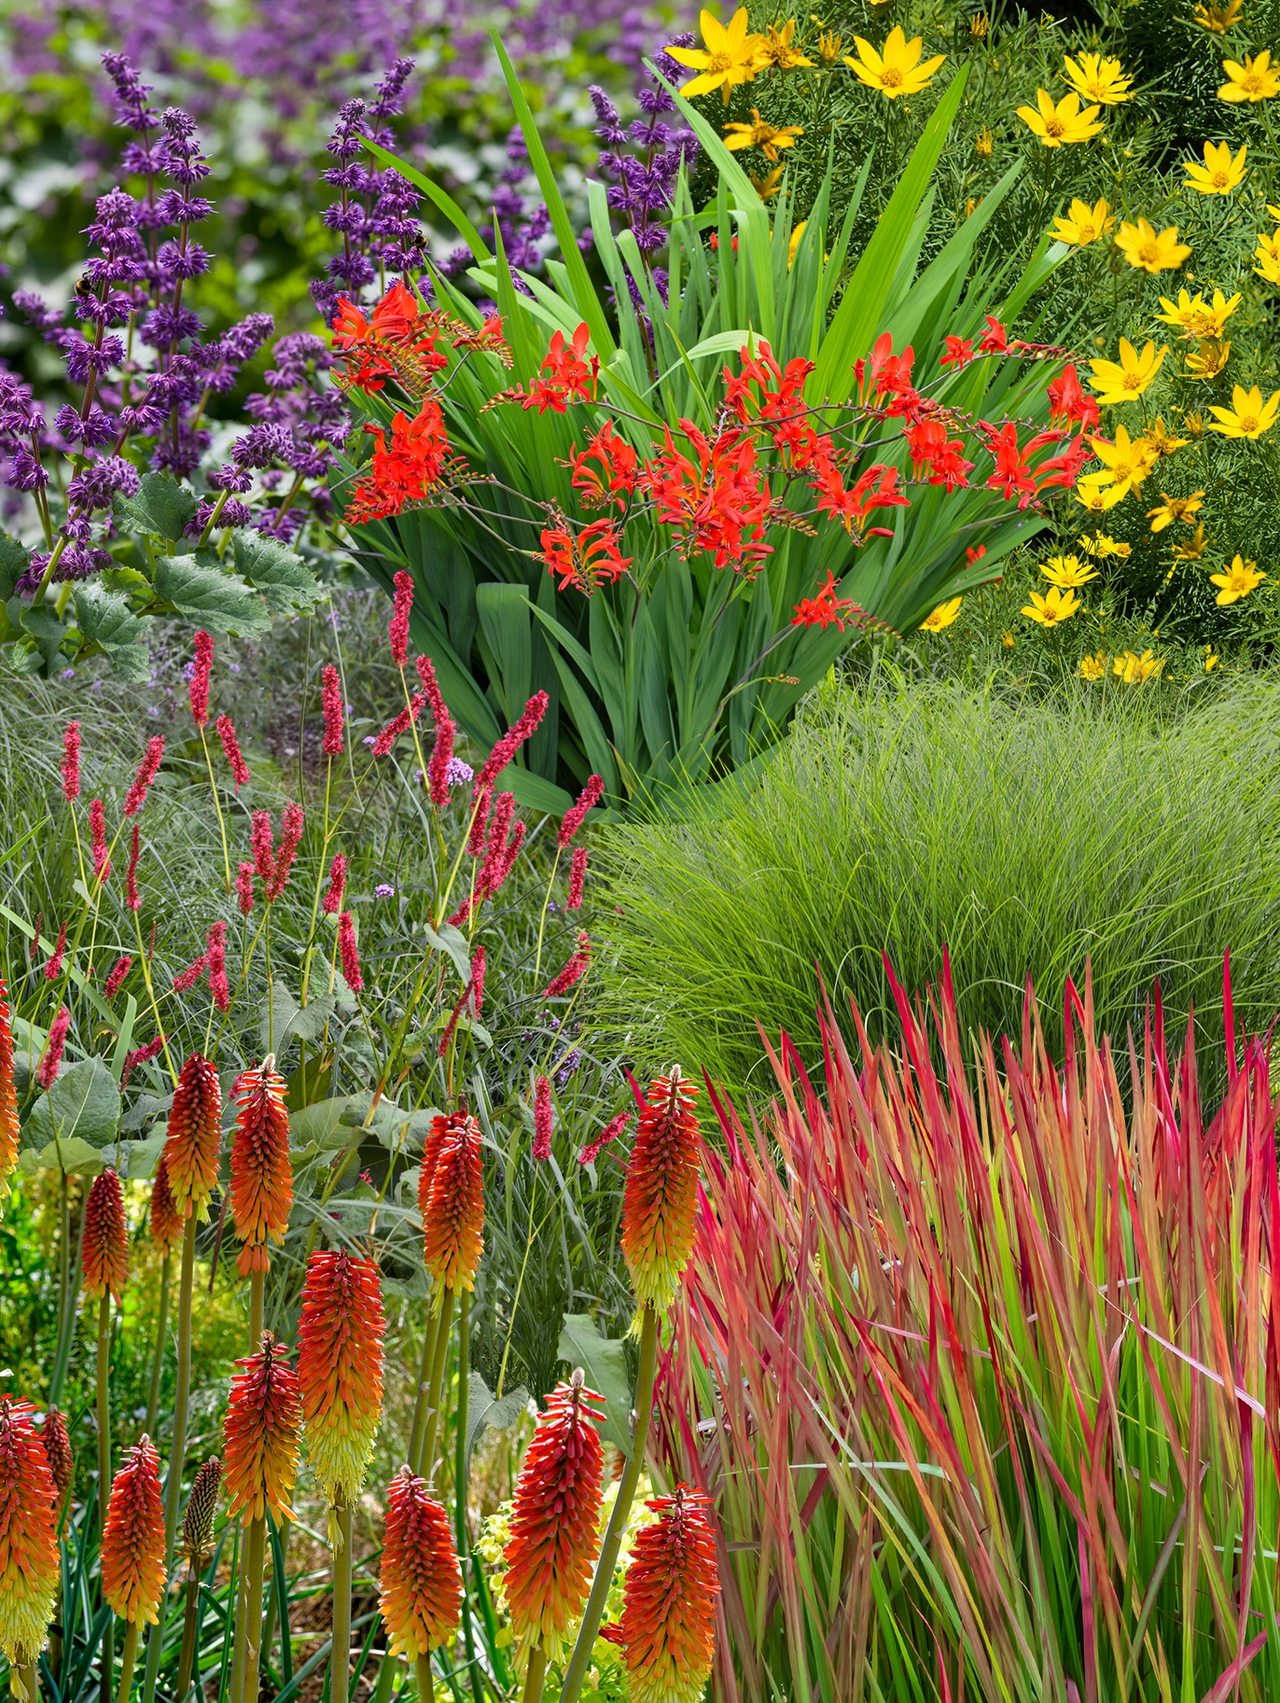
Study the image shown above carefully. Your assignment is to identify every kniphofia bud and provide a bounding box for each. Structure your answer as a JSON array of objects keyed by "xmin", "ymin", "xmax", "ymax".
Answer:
[
  {"xmin": 181, "ymin": 1458, "xmax": 222, "ymax": 1568},
  {"xmin": 0, "ymin": 977, "xmax": 18, "ymax": 1193},
  {"xmin": 419, "ymin": 1111, "xmax": 484, "ymax": 1297},
  {"xmin": 82, "ymin": 1167, "xmax": 128, "ymax": 1302},
  {"xmin": 222, "ymin": 1332, "xmax": 302, "ymax": 1525},
  {"xmin": 620, "ymin": 1071, "xmax": 700, "ymax": 1312},
  {"xmin": 0, "ymin": 1398, "xmax": 59, "ymax": 1667},
  {"xmin": 39, "ymin": 1409, "xmax": 74, "ymax": 1506},
  {"xmin": 149, "ymin": 1147, "xmax": 183, "ymax": 1255},
  {"xmin": 297, "ymin": 1250, "xmax": 385, "ymax": 1514},
  {"xmin": 230, "ymin": 1058, "xmax": 293, "ymax": 1274},
  {"xmin": 101, "ymin": 1437, "xmax": 167, "ymax": 1625},
  {"xmin": 604, "ymin": 1487, "xmax": 719, "ymax": 1703},
  {"xmin": 379, "ymin": 1467, "xmax": 461, "ymax": 1658},
  {"xmin": 165, "ymin": 1053, "xmax": 223, "ymax": 1222},
  {"xmin": 502, "ymin": 1375, "xmax": 606, "ymax": 1662}
]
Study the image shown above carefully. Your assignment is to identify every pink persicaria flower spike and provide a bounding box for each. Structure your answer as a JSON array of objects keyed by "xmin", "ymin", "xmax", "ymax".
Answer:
[
  {"xmin": 207, "ymin": 921, "xmax": 230, "ymax": 1013},
  {"xmin": 557, "ymin": 774, "xmax": 604, "ymax": 847},
  {"xmin": 104, "ymin": 955, "xmax": 133, "ymax": 1000},
  {"xmin": 149, "ymin": 1146, "xmax": 183, "ymax": 1255},
  {"xmin": 620, "ymin": 1071, "xmax": 701, "ymax": 1312},
  {"xmin": 189, "ymin": 631, "xmax": 213, "ymax": 726},
  {"xmin": 82, "ymin": 1168, "xmax": 128, "ymax": 1303},
  {"xmin": 236, "ymin": 862, "xmax": 255, "ymax": 916},
  {"xmin": 90, "ymin": 799, "xmax": 111, "ymax": 883},
  {"xmin": 389, "ymin": 570, "xmax": 415, "ymax": 666},
  {"xmin": 61, "ymin": 721, "xmax": 81, "ymax": 801},
  {"xmin": 36, "ymin": 1007, "xmax": 70, "ymax": 1090},
  {"xmin": 0, "ymin": 978, "xmax": 19, "ymax": 1193},
  {"xmin": 321, "ymin": 663, "xmax": 345, "ymax": 757},
  {"xmin": 379, "ymin": 1467, "xmax": 461, "ymax": 1658},
  {"xmin": 230, "ymin": 1058, "xmax": 293, "ymax": 1274},
  {"xmin": 579, "ymin": 1110, "xmax": 630, "ymax": 1167},
  {"xmin": 543, "ymin": 932, "xmax": 591, "ymax": 1001},
  {"xmin": 337, "ymin": 911, "xmax": 363, "ymax": 992},
  {"xmin": 222, "ymin": 1333, "xmax": 302, "ymax": 1525},
  {"xmin": 297, "ymin": 1251, "xmax": 385, "ymax": 1520},
  {"xmin": 44, "ymin": 920, "xmax": 67, "ymax": 981},
  {"xmin": 126, "ymin": 826, "xmax": 142, "ymax": 912},
  {"xmin": 322, "ymin": 853, "xmax": 347, "ymax": 914},
  {"xmin": 39, "ymin": 1410, "xmax": 73, "ymax": 1509},
  {"xmin": 266, "ymin": 803, "xmax": 304, "ymax": 901},
  {"xmin": 566, "ymin": 845, "xmax": 588, "ymax": 909},
  {"xmin": 602, "ymin": 1486, "xmax": 720, "ymax": 1703},
  {"xmin": 0, "ymin": 1398, "xmax": 59, "ymax": 1668},
  {"xmin": 164, "ymin": 1054, "xmax": 223, "ymax": 1222},
  {"xmin": 502, "ymin": 1373, "xmax": 606, "ymax": 1664},
  {"xmin": 123, "ymin": 736, "xmax": 164, "ymax": 817},
  {"xmin": 419, "ymin": 1111, "xmax": 484, "ymax": 1297},
  {"xmin": 216, "ymin": 715, "xmax": 250, "ymax": 789},
  {"xmin": 101, "ymin": 1437, "xmax": 166, "ymax": 1626},
  {"xmin": 533, "ymin": 1075, "xmax": 553, "ymax": 1161}
]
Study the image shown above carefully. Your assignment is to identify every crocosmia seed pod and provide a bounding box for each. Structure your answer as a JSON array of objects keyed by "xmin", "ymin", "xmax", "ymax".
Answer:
[
  {"xmin": 620, "ymin": 1071, "xmax": 701, "ymax": 1312},
  {"xmin": 82, "ymin": 1167, "xmax": 129, "ymax": 1303},
  {"xmin": 0, "ymin": 1398, "xmax": 59, "ymax": 1666},
  {"xmin": 297, "ymin": 1250, "xmax": 385, "ymax": 1514},
  {"xmin": 222, "ymin": 1333, "xmax": 302, "ymax": 1525},
  {"xmin": 101, "ymin": 1437, "xmax": 166, "ymax": 1625},
  {"xmin": 379, "ymin": 1466, "xmax": 461, "ymax": 1658},
  {"xmin": 602, "ymin": 1486, "xmax": 720, "ymax": 1703},
  {"xmin": 230, "ymin": 1059, "xmax": 292, "ymax": 1275},
  {"xmin": 165, "ymin": 1054, "xmax": 223, "ymax": 1222}
]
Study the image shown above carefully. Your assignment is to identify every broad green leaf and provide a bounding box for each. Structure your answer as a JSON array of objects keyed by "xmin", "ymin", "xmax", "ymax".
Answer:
[
  {"xmin": 18, "ymin": 1137, "xmax": 105, "ymax": 1177},
  {"xmin": 121, "ymin": 1130, "xmax": 168, "ymax": 1180},
  {"xmin": 232, "ymin": 529, "xmax": 325, "ymax": 615},
  {"xmin": 154, "ymin": 553, "xmax": 272, "ymax": 635},
  {"xmin": 0, "ymin": 532, "xmax": 29, "ymax": 599},
  {"xmin": 23, "ymin": 1058, "xmax": 120, "ymax": 1149},
  {"xmin": 74, "ymin": 580, "xmax": 151, "ymax": 653},
  {"xmin": 20, "ymin": 604, "xmax": 67, "ymax": 673},
  {"xmin": 464, "ymin": 1372, "xmax": 531, "ymax": 1469},
  {"xmin": 423, "ymin": 923, "xmax": 472, "ymax": 988},
  {"xmin": 289, "ymin": 1093, "xmax": 369, "ymax": 1154},
  {"xmin": 113, "ymin": 471, "xmax": 198, "ymax": 542},
  {"xmin": 259, "ymin": 984, "xmax": 336, "ymax": 1055},
  {"xmin": 557, "ymin": 1312, "xmax": 634, "ymax": 1457}
]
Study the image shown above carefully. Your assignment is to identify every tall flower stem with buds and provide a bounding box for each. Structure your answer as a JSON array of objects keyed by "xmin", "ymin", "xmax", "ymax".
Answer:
[{"xmin": 176, "ymin": 1459, "xmax": 221, "ymax": 1703}]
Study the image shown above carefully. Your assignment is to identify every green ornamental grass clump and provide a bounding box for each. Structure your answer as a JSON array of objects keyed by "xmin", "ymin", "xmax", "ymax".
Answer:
[{"xmin": 600, "ymin": 668, "xmax": 1280, "ymax": 1096}]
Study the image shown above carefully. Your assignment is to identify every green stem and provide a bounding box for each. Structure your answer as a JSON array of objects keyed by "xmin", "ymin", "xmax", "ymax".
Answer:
[
  {"xmin": 145, "ymin": 1253, "xmax": 171, "ymax": 1439},
  {"xmin": 331, "ymin": 1502, "xmax": 353, "ymax": 1703},
  {"xmin": 414, "ymin": 1654, "xmax": 435, "ymax": 1703},
  {"xmin": 15, "ymin": 1664, "xmax": 39, "ymax": 1703},
  {"xmin": 407, "ymin": 1306, "xmax": 442, "ymax": 1475},
  {"xmin": 453, "ymin": 1295, "xmax": 484, "ymax": 1703},
  {"xmin": 49, "ymin": 1170, "xmax": 81, "ymax": 1406},
  {"xmin": 141, "ymin": 1218, "xmax": 196, "ymax": 1703},
  {"xmin": 557, "ymin": 1303, "xmax": 659, "ymax": 1703},
  {"xmin": 97, "ymin": 1293, "xmax": 112, "ymax": 1531},
  {"xmin": 116, "ymin": 1620, "xmax": 140, "ymax": 1703},
  {"xmin": 249, "ymin": 1268, "xmax": 264, "ymax": 1350},
  {"xmin": 417, "ymin": 1287, "xmax": 455, "ymax": 1483},
  {"xmin": 175, "ymin": 1569, "xmax": 202, "ymax": 1703},
  {"xmin": 235, "ymin": 1517, "xmax": 267, "ymax": 1703},
  {"xmin": 521, "ymin": 1646, "xmax": 546, "ymax": 1703}
]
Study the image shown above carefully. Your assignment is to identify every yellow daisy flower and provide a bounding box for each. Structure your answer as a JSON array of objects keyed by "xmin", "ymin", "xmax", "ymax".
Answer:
[
  {"xmin": 1219, "ymin": 51, "xmax": 1280, "ymax": 102},
  {"xmin": 1155, "ymin": 287, "xmax": 1240, "ymax": 338},
  {"xmin": 1051, "ymin": 196, "xmax": 1114, "ymax": 245},
  {"xmin": 1021, "ymin": 586, "xmax": 1081, "ymax": 625},
  {"xmin": 1084, "ymin": 424, "xmax": 1159, "ymax": 495},
  {"xmin": 1183, "ymin": 140, "xmax": 1248, "ymax": 194},
  {"xmin": 1204, "ymin": 645, "xmax": 1220, "ymax": 672},
  {"xmin": 1195, "ymin": 0, "xmax": 1243, "ymax": 30},
  {"xmin": 1088, "ymin": 339, "xmax": 1167, "ymax": 405},
  {"xmin": 1172, "ymin": 523, "xmax": 1209, "ymax": 561},
  {"xmin": 666, "ymin": 9, "xmax": 770, "ymax": 104},
  {"xmin": 1210, "ymin": 554, "xmax": 1265, "ymax": 603},
  {"xmin": 758, "ymin": 20, "xmax": 814, "ymax": 68},
  {"xmin": 919, "ymin": 595, "xmax": 962, "ymax": 632},
  {"xmin": 1208, "ymin": 383, "xmax": 1280, "ymax": 438},
  {"xmin": 816, "ymin": 29, "xmax": 843, "ymax": 65},
  {"xmin": 1113, "ymin": 649, "xmax": 1164, "ymax": 683},
  {"xmin": 1253, "ymin": 235, "xmax": 1280, "ymax": 284},
  {"xmin": 1146, "ymin": 491, "xmax": 1205, "ymax": 532},
  {"xmin": 1075, "ymin": 481, "xmax": 1127, "ymax": 515},
  {"xmin": 1016, "ymin": 89, "xmax": 1105, "ymax": 146},
  {"xmin": 1185, "ymin": 338, "xmax": 1230, "ymax": 379},
  {"xmin": 1115, "ymin": 218, "xmax": 1191, "ymax": 273},
  {"xmin": 1041, "ymin": 554, "xmax": 1098, "ymax": 588},
  {"xmin": 1146, "ymin": 416, "xmax": 1189, "ymax": 457},
  {"xmin": 844, "ymin": 27, "xmax": 946, "ymax": 99},
  {"xmin": 1079, "ymin": 532, "xmax": 1131, "ymax": 559},
  {"xmin": 975, "ymin": 125, "xmax": 994, "ymax": 157},
  {"xmin": 1078, "ymin": 651, "xmax": 1109, "ymax": 680},
  {"xmin": 750, "ymin": 165, "xmax": 786, "ymax": 201},
  {"xmin": 1062, "ymin": 52, "xmax": 1133, "ymax": 105},
  {"xmin": 723, "ymin": 110, "xmax": 804, "ymax": 159}
]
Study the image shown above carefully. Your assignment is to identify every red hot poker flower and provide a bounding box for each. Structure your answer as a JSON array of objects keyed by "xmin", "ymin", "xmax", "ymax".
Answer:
[
  {"xmin": 101, "ymin": 1437, "xmax": 166, "ymax": 1625},
  {"xmin": 82, "ymin": 1167, "xmax": 129, "ymax": 1303},
  {"xmin": 503, "ymin": 1375, "xmax": 606, "ymax": 1662},
  {"xmin": 321, "ymin": 664, "xmax": 345, "ymax": 757},
  {"xmin": 149, "ymin": 1146, "xmax": 184, "ymax": 1254},
  {"xmin": 602, "ymin": 1486, "xmax": 720, "ymax": 1703},
  {"xmin": 379, "ymin": 1467, "xmax": 462, "ymax": 1658},
  {"xmin": 189, "ymin": 631, "xmax": 214, "ymax": 726},
  {"xmin": 61, "ymin": 721, "xmax": 81, "ymax": 801},
  {"xmin": 222, "ymin": 1333, "xmax": 302, "ymax": 1524},
  {"xmin": 420, "ymin": 1111, "xmax": 484, "ymax": 1296},
  {"xmin": 620, "ymin": 1071, "xmax": 701, "ymax": 1311},
  {"xmin": 164, "ymin": 1053, "xmax": 223, "ymax": 1222},
  {"xmin": 0, "ymin": 1398, "xmax": 59, "ymax": 1667},
  {"xmin": 230, "ymin": 1060, "xmax": 293, "ymax": 1274},
  {"xmin": 297, "ymin": 1250, "xmax": 385, "ymax": 1512},
  {"xmin": 0, "ymin": 978, "xmax": 19, "ymax": 1193}
]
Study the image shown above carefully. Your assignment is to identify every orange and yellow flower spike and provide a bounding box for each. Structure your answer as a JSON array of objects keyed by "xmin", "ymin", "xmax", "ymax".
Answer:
[
  {"xmin": 229, "ymin": 1059, "xmax": 293, "ymax": 1274},
  {"xmin": 164, "ymin": 1053, "xmax": 223, "ymax": 1221},
  {"xmin": 379, "ymin": 1466, "xmax": 462, "ymax": 1658},
  {"xmin": 420, "ymin": 1111, "xmax": 485, "ymax": 1297},
  {"xmin": 149, "ymin": 1146, "xmax": 184, "ymax": 1253},
  {"xmin": 82, "ymin": 1167, "xmax": 129, "ymax": 1302},
  {"xmin": 101, "ymin": 1437, "xmax": 167, "ymax": 1626},
  {"xmin": 603, "ymin": 1486, "xmax": 720, "ymax": 1703},
  {"xmin": 0, "ymin": 1398, "xmax": 59, "ymax": 1671},
  {"xmin": 620, "ymin": 1071, "xmax": 701, "ymax": 1311},
  {"xmin": 297, "ymin": 1250, "xmax": 386, "ymax": 1513},
  {"xmin": 222, "ymin": 1332, "xmax": 302, "ymax": 1525}
]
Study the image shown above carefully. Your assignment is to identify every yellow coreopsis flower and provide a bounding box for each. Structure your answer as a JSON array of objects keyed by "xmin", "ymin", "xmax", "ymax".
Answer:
[
  {"xmin": 1113, "ymin": 649, "xmax": 1164, "ymax": 683},
  {"xmin": 1063, "ymin": 52, "xmax": 1133, "ymax": 105},
  {"xmin": 1186, "ymin": 338, "xmax": 1231, "ymax": 379},
  {"xmin": 1219, "ymin": 51, "xmax": 1280, "ymax": 102},
  {"xmin": 816, "ymin": 29, "xmax": 843, "ymax": 66},
  {"xmin": 845, "ymin": 27, "xmax": 946, "ymax": 98},
  {"xmin": 1078, "ymin": 651, "xmax": 1109, "ymax": 680},
  {"xmin": 1195, "ymin": 0, "xmax": 1243, "ymax": 30},
  {"xmin": 787, "ymin": 220, "xmax": 807, "ymax": 266},
  {"xmin": 919, "ymin": 595, "xmax": 962, "ymax": 632},
  {"xmin": 1146, "ymin": 416, "xmax": 1189, "ymax": 457},
  {"xmin": 1079, "ymin": 532, "xmax": 1131, "ymax": 558},
  {"xmin": 1115, "ymin": 219, "xmax": 1191, "ymax": 273},
  {"xmin": 1085, "ymin": 424, "xmax": 1159, "ymax": 494},
  {"xmin": 1204, "ymin": 645, "xmax": 1221, "ymax": 672},
  {"xmin": 1184, "ymin": 140, "xmax": 1248, "ymax": 194},
  {"xmin": 1051, "ymin": 196, "xmax": 1114, "ymax": 245},
  {"xmin": 1155, "ymin": 287, "xmax": 1240, "ymax": 339},
  {"xmin": 975, "ymin": 125, "xmax": 994, "ymax": 157},
  {"xmin": 750, "ymin": 165, "xmax": 785, "ymax": 201},
  {"xmin": 1021, "ymin": 586, "xmax": 1081, "ymax": 625},
  {"xmin": 1208, "ymin": 382, "xmax": 1280, "ymax": 438},
  {"xmin": 666, "ymin": 9, "xmax": 769, "ymax": 104},
  {"xmin": 970, "ymin": 12, "xmax": 990, "ymax": 38},
  {"xmin": 723, "ymin": 110, "xmax": 804, "ymax": 159},
  {"xmin": 1017, "ymin": 89, "xmax": 1105, "ymax": 146},
  {"xmin": 758, "ymin": 20, "xmax": 814, "ymax": 67},
  {"xmin": 1147, "ymin": 491, "xmax": 1205, "ymax": 531},
  {"xmin": 1001, "ymin": 628, "xmax": 1015, "ymax": 647},
  {"xmin": 1042, "ymin": 554, "xmax": 1098, "ymax": 588},
  {"xmin": 1075, "ymin": 480, "xmax": 1127, "ymax": 515},
  {"xmin": 1253, "ymin": 234, "xmax": 1280, "ymax": 284},
  {"xmin": 1210, "ymin": 554, "xmax": 1265, "ymax": 603},
  {"xmin": 1088, "ymin": 338, "xmax": 1167, "ymax": 405},
  {"xmin": 1172, "ymin": 523, "xmax": 1209, "ymax": 560}
]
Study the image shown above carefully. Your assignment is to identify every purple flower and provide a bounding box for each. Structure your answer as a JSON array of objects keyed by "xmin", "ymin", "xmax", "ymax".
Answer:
[{"xmin": 374, "ymin": 883, "xmax": 395, "ymax": 897}]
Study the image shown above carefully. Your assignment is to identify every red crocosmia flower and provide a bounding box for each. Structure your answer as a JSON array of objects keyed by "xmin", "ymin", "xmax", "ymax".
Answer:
[
  {"xmin": 503, "ymin": 1375, "xmax": 606, "ymax": 1663},
  {"xmin": 722, "ymin": 339, "xmax": 814, "ymax": 424},
  {"xmin": 149, "ymin": 1146, "xmax": 184, "ymax": 1254},
  {"xmin": 1047, "ymin": 362, "xmax": 1101, "ymax": 430},
  {"xmin": 966, "ymin": 544, "xmax": 987, "ymax": 564},
  {"xmin": 420, "ymin": 1111, "xmax": 485, "ymax": 1297},
  {"xmin": 0, "ymin": 978, "xmax": 18, "ymax": 1194},
  {"xmin": 165, "ymin": 1054, "xmax": 223, "ymax": 1222},
  {"xmin": 222, "ymin": 1333, "xmax": 302, "ymax": 1524},
  {"xmin": 0, "ymin": 1397, "xmax": 59, "ymax": 1667},
  {"xmin": 101, "ymin": 1437, "xmax": 166, "ymax": 1626},
  {"xmin": 982, "ymin": 423, "xmax": 1080, "ymax": 509},
  {"xmin": 642, "ymin": 421, "xmax": 772, "ymax": 573},
  {"xmin": 602, "ymin": 1486, "xmax": 720, "ymax": 1703},
  {"xmin": 523, "ymin": 323, "xmax": 598, "ymax": 413},
  {"xmin": 620, "ymin": 1070, "xmax": 701, "ymax": 1311},
  {"xmin": 82, "ymin": 1168, "xmax": 129, "ymax": 1303},
  {"xmin": 856, "ymin": 332, "xmax": 915, "ymax": 406},
  {"xmin": 331, "ymin": 281, "xmax": 446, "ymax": 392},
  {"xmin": 346, "ymin": 398, "xmax": 451, "ymax": 525},
  {"xmin": 791, "ymin": 568, "xmax": 863, "ymax": 633},
  {"xmin": 811, "ymin": 461, "xmax": 909, "ymax": 536},
  {"xmin": 903, "ymin": 420, "xmax": 974, "ymax": 492},
  {"xmin": 379, "ymin": 1467, "xmax": 462, "ymax": 1658},
  {"xmin": 537, "ymin": 517, "xmax": 632, "ymax": 595},
  {"xmin": 566, "ymin": 421, "xmax": 639, "ymax": 509},
  {"xmin": 978, "ymin": 315, "xmax": 1009, "ymax": 355},
  {"xmin": 230, "ymin": 1060, "xmax": 293, "ymax": 1275},
  {"xmin": 452, "ymin": 312, "xmax": 510, "ymax": 362},
  {"xmin": 940, "ymin": 334, "xmax": 976, "ymax": 369},
  {"xmin": 297, "ymin": 1250, "xmax": 385, "ymax": 1514}
]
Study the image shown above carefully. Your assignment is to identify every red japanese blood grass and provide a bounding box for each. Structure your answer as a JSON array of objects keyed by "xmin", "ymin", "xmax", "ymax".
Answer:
[{"xmin": 652, "ymin": 959, "xmax": 1280, "ymax": 1702}]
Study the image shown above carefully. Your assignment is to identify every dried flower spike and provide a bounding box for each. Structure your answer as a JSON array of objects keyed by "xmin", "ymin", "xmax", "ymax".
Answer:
[
  {"xmin": 503, "ymin": 1376, "xmax": 606, "ymax": 1662},
  {"xmin": 379, "ymin": 1467, "xmax": 462, "ymax": 1658},
  {"xmin": 297, "ymin": 1250, "xmax": 385, "ymax": 1514},
  {"xmin": 0, "ymin": 978, "xmax": 19, "ymax": 1193},
  {"xmin": 222, "ymin": 1332, "xmax": 302, "ymax": 1524},
  {"xmin": 164, "ymin": 1054, "xmax": 223, "ymax": 1221},
  {"xmin": 603, "ymin": 1486, "xmax": 720, "ymax": 1703},
  {"xmin": 82, "ymin": 1167, "xmax": 129, "ymax": 1302},
  {"xmin": 620, "ymin": 1071, "xmax": 701, "ymax": 1312},
  {"xmin": 420, "ymin": 1111, "xmax": 484, "ymax": 1296},
  {"xmin": 101, "ymin": 1437, "xmax": 166, "ymax": 1625},
  {"xmin": 230, "ymin": 1059, "xmax": 293, "ymax": 1274},
  {"xmin": 181, "ymin": 1458, "xmax": 222, "ymax": 1568},
  {"xmin": 0, "ymin": 1398, "xmax": 59, "ymax": 1667}
]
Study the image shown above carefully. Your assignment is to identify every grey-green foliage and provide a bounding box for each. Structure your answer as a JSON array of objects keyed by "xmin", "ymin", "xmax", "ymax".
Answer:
[{"xmin": 597, "ymin": 667, "xmax": 1280, "ymax": 1100}]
